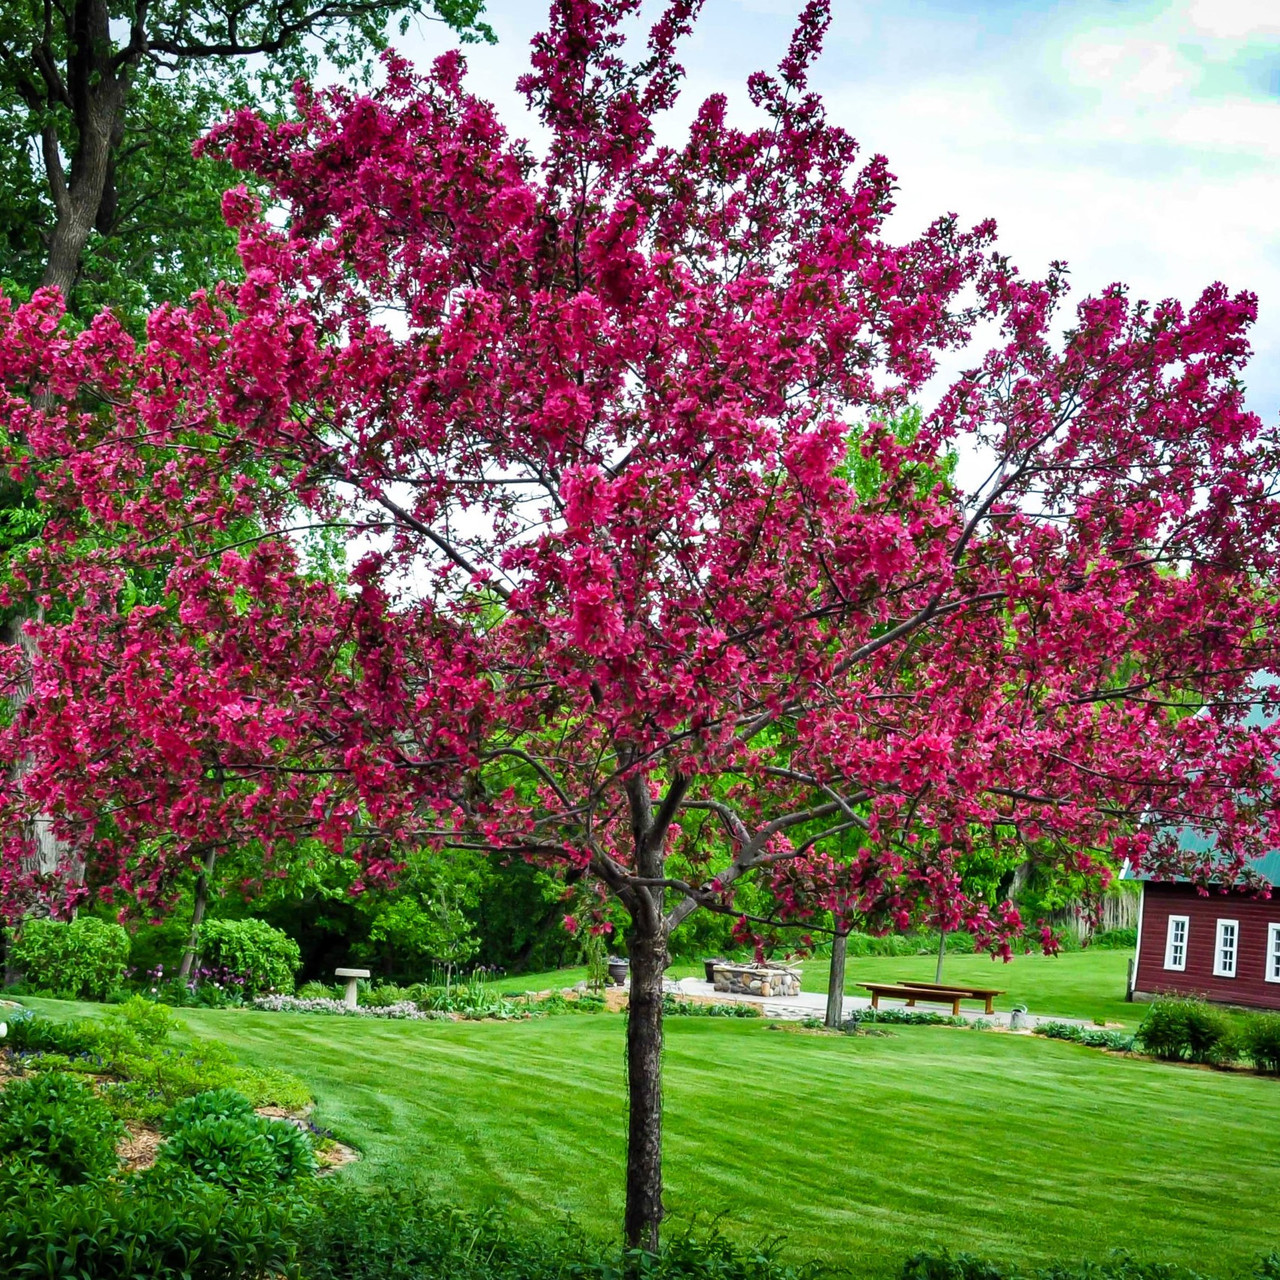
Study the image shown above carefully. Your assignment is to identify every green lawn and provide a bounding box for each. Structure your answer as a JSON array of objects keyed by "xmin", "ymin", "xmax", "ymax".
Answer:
[
  {"xmin": 65, "ymin": 1003, "xmax": 1269, "ymax": 1278},
  {"xmin": 491, "ymin": 949, "xmax": 1137, "ymax": 1026}
]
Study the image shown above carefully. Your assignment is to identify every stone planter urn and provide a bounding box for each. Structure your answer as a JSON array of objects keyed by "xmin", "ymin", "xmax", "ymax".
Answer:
[
  {"xmin": 607, "ymin": 957, "xmax": 629, "ymax": 986},
  {"xmin": 702, "ymin": 958, "xmax": 726, "ymax": 983}
]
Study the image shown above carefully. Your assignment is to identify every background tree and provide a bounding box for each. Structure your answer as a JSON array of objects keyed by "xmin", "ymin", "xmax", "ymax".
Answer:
[
  {"xmin": 0, "ymin": 0, "xmax": 492, "ymax": 315},
  {"xmin": 3, "ymin": 0, "xmax": 1280, "ymax": 1257}
]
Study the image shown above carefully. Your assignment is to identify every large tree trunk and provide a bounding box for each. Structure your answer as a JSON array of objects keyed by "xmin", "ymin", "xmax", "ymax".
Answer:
[
  {"xmin": 623, "ymin": 919, "xmax": 667, "ymax": 1255},
  {"xmin": 40, "ymin": 0, "xmax": 128, "ymax": 302},
  {"xmin": 178, "ymin": 849, "xmax": 218, "ymax": 981},
  {"xmin": 824, "ymin": 929, "xmax": 847, "ymax": 1028}
]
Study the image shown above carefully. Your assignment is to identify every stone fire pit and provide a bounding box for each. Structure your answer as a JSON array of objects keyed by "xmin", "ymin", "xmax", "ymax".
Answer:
[{"xmin": 711, "ymin": 963, "xmax": 800, "ymax": 998}]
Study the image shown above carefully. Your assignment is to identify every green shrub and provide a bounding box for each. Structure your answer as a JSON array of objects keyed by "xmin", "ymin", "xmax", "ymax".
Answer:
[
  {"xmin": 1034, "ymin": 1022, "xmax": 1135, "ymax": 1052},
  {"xmin": 0, "ymin": 1072, "xmax": 123, "ymax": 1187},
  {"xmin": 7, "ymin": 915, "xmax": 130, "ymax": 999},
  {"xmin": 158, "ymin": 1091, "xmax": 316, "ymax": 1191},
  {"xmin": 0, "ymin": 1173, "xmax": 308, "ymax": 1279},
  {"xmin": 163, "ymin": 1088, "xmax": 257, "ymax": 1132},
  {"xmin": 1090, "ymin": 927, "xmax": 1138, "ymax": 949},
  {"xmin": 902, "ymin": 1249, "xmax": 1214, "ymax": 1280},
  {"xmin": 196, "ymin": 918, "xmax": 300, "ymax": 996},
  {"xmin": 849, "ymin": 1007, "xmax": 966, "ymax": 1028},
  {"xmin": 1137, "ymin": 999, "xmax": 1237, "ymax": 1065},
  {"xmin": 297, "ymin": 980, "xmax": 339, "ymax": 999},
  {"xmin": 4, "ymin": 1006, "xmax": 311, "ymax": 1117},
  {"xmin": 363, "ymin": 982, "xmax": 414, "ymax": 1007},
  {"xmin": 1241, "ymin": 1012, "xmax": 1280, "ymax": 1074},
  {"xmin": 2, "ymin": 1007, "xmax": 102, "ymax": 1057},
  {"xmin": 297, "ymin": 1183, "xmax": 822, "ymax": 1280},
  {"xmin": 662, "ymin": 994, "xmax": 763, "ymax": 1018}
]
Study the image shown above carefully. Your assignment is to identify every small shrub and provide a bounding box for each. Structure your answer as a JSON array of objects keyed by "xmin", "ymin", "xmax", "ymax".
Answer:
[
  {"xmin": 297, "ymin": 1183, "xmax": 823, "ymax": 1280},
  {"xmin": 0, "ymin": 1072, "xmax": 124, "ymax": 1187},
  {"xmin": 163, "ymin": 1088, "xmax": 256, "ymax": 1133},
  {"xmin": 7, "ymin": 915, "xmax": 130, "ymax": 999},
  {"xmin": 364, "ymin": 982, "xmax": 415, "ymax": 1008},
  {"xmin": 99, "ymin": 995, "xmax": 180, "ymax": 1051},
  {"xmin": 2, "ymin": 1008, "xmax": 102, "ymax": 1058},
  {"xmin": 847, "ymin": 1007, "xmax": 965, "ymax": 1028},
  {"xmin": 662, "ymin": 994, "xmax": 763, "ymax": 1018},
  {"xmin": 1034, "ymin": 1022, "xmax": 1134, "ymax": 1052},
  {"xmin": 903, "ymin": 1251, "xmax": 1006, "ymax": 1280},
  {"xmin": 196, "ymin": 918, "xmax": 300, "ymax": 996},
  {"xmin": 1241, "ymin": 1012, "xmax": 1280, "ymax": 1075},
  {"xmin": 1137, "ymin": 999, "xmax": 1237, "ymax": 1065},
  {"xmin": 0, "ymin": 1173, "xmax": 308, "ymax": 1279},
  {"xmin": 1257, "ymin": 1252, "xmax": 1280, "ymax": 1280},
  {"xmin": 1090, "ymin": 927, "xmax": 1138, "ymax": 949},
  {"xmin": 297, "ymin": 980, "xmax": 339, "ymax": 999},
  {"xmin": 159, "ymin": 1093, "xmax": 316, "ymax": 1191}
]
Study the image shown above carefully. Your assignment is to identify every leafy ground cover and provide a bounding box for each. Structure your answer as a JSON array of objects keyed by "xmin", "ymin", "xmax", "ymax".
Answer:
[
  {"xmin": 489, "ymin": 950, "xmax": 1136, "ymax": 1026},
  {"xmin": 25, "ymin": 998, "xmax": 1277, "ymax": 1279}
]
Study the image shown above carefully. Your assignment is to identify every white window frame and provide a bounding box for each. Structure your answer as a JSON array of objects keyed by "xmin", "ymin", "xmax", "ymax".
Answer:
[
  {"xmin": 1267, "ymin": 924, "xmax": 1280, "ymax": 985},
  {"xmin": 1164, "ymin": 915, "xmax": 1189, "ymax": 971},
  {"xmin": 1213, "ymin": 919, "xmax": 1239, "ymax": 979}
]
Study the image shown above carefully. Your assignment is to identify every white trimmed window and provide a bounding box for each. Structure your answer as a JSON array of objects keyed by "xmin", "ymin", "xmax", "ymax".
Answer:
[
  {"xmin": 1213, "ymin": 919, "xmax": 1239, "ymax": 978},
  {"xmin": 1267, "ymin": 924, "xmax": 1280, "ymax": 984},
  {"xmin": 1164, "ymin": 916, "xmax": 1189, "ymax": 971}
]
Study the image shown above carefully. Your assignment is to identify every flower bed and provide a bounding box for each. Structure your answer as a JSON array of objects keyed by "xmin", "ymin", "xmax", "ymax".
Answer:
[{"xmin": 252, "ymin": 995, "xmax": 448, "ymax": 1020}]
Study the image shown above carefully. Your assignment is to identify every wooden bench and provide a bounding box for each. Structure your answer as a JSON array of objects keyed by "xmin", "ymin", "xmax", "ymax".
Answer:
[
  {"xmin": 896, "ymin": 981, "xmax": 1004, "ymax": 1015},
  {"xmin": 858, "ymin": 981, "xmax": 1004, "ymax": 1016}
]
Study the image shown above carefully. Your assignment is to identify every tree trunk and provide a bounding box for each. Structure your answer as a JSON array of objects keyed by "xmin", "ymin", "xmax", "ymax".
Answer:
[
  {"xmin": 935, "ymin": 930, "xmax": 946, "ymax": 984},
  {"xmin": 623, "ymin": 920, "xmax": 667, "ymax": 1255},
  {"xmin": 40, "ymin": 0, "xmax": 129, "ymax": 303},
  {"xmin": 177, "ymin": 849, "xmax": 218, "ymax": 981},
  {"xmin": 824, "ymin": 930, "xmax": 847, "ymax": 1028},
  {"xmin": 1, "ymin": 612, "xmax": 79, "ymax": 890}
]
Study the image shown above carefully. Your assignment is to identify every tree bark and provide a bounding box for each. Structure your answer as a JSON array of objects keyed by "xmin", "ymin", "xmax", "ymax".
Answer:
[
  {"xmin": 824, "ymin": 929, "xmax": 847, "ymax": 1028},
  {"xmin": 40, "ymin": 0, "xmax": 130, "ymax": 302},
  {"xmin": 177, "ymin": 849, "xmax": 218, "ymax": 981},
  {"xmin": 935, "ymin": 929, "xmax": 946, "ymax": 984},
  {"xmin": 623, "ymin": 919, "xmax": 667, "ymax": 1255},
  {"xmin": 1, "ymin": 612, "xmax": 79, "ymax": 888}
]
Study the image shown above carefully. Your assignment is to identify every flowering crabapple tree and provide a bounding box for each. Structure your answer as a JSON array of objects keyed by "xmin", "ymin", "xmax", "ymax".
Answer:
[{"xmin": 4, "ymin": 0, "xmax": 1280, "ymax": 1250}]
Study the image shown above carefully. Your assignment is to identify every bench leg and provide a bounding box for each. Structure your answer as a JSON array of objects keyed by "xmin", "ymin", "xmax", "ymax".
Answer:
[
  {"xmin": 985, "ymin": 998, "xmax": 994, "ymax": 1015},
  {"xmin": 952, "ymin": 999, "xmax": 960, "ymax": 1016},
  {"xmin": 871, "ymin": 993, "xmax": 880, "ymax": 1009},
  {"xmin": 906, "ymin": 998, "xmax": 916, "ymax": 1007}
]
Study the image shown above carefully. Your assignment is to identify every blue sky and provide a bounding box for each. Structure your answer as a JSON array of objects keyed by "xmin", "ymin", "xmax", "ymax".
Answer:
[{"xmin": 399, "ymin": 0, "xmax": 1280, "ymax": 425}]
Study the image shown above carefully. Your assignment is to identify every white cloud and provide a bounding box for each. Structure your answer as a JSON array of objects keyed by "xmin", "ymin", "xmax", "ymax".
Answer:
[{"xmin": 1186, "ymin": 0, "xmax": 1280, "ymax": 39}]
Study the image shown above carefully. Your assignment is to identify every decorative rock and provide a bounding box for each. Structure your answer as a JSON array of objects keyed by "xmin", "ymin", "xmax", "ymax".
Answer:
[{"xmin": 335, "ymin": 966, "xmax": 371, "ymax": 1009}]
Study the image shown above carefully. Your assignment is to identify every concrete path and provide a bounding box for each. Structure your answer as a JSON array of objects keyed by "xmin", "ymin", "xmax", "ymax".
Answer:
[{"xmin": 667, "ymin": 976, "xmax": 1094, "ymax": 1029}]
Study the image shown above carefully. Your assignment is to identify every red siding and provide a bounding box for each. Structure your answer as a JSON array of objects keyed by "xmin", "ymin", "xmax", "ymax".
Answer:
[{"xmin": 1135, "ymin": 881, "xmax": 1280, "ymax": 1011}]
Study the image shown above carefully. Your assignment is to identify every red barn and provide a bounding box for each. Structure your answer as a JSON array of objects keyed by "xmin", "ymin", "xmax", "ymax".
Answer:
[{"xmin": 1127, "ymin": 855, "xmax": 1280, "ymax": 1011}]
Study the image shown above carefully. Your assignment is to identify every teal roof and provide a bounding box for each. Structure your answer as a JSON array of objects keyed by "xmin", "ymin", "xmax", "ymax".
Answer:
[{"xmin": 1122, "ymin": 683, "xmax": 1279, "ymax": 887}]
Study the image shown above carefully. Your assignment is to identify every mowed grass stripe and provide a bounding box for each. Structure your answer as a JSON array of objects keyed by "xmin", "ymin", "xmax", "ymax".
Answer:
[{"xmin": 165, "ymin": 1008, "xmax": 1280, "ymax": 1276}]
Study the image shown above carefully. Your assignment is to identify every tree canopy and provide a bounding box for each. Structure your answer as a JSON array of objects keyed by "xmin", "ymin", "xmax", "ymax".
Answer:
[
  {"xmin": 0, "ymin": 0, "xmax": 492, "ymax": 317},
  {"xmin": 2, "ymin": 0, "xmax": 1279, "ymax": 1251}
]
